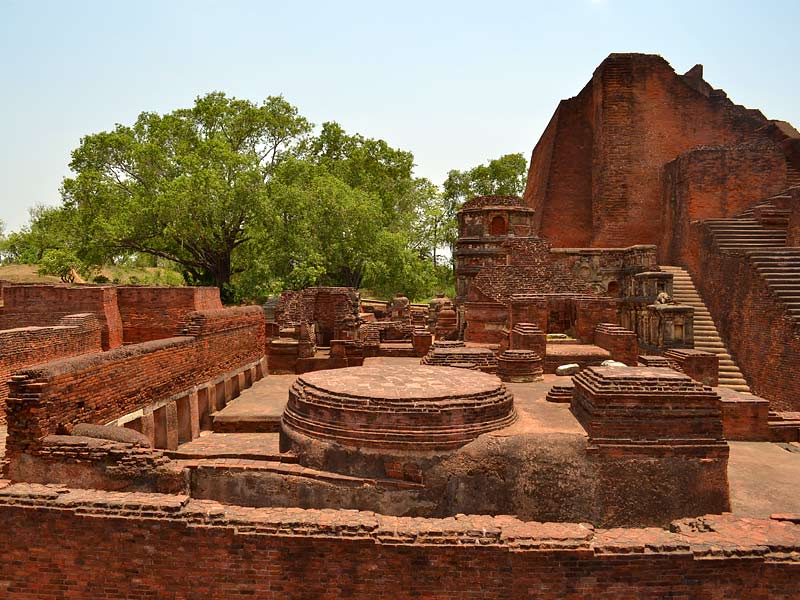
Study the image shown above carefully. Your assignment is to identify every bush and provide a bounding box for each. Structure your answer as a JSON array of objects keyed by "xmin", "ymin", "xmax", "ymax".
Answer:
[{"xmin": 37, "ymin": 249, "xmax": 80, "ymax": 283}]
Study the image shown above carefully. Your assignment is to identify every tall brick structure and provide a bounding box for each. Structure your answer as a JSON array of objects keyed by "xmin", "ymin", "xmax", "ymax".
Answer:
[
  {"xmin": 521, "ymin": 52, "xmax": 800, "ymax": 409},
  {"xmin": 524, "ymin": 53, "xmax": 797, "ymax": 253}
]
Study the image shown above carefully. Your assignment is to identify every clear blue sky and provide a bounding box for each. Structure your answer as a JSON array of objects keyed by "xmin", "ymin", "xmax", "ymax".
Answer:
[{"xmin": 1, "ymin": 0, "xmax": 798, "ymax": 231}]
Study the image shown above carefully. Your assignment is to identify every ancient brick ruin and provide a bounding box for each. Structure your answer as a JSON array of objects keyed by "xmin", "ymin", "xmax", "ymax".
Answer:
[{"xmin": 1, "ymin": 52, "xmax": 800, "ymax": 598}]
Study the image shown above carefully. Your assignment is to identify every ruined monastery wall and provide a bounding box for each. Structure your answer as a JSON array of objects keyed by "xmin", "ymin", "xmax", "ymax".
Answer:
[
  {"xmin": 0, "ymin": 484, "xmax": 798, "ymax": 600},
  {"xmin": 0, "ymin": 314, "xmax": 102, "ymax": 425},
  {"xmin": 116, "ymin": 286, "xmax": 222, "ymax": 344},
  {"xmin": 0, "ymin": 284, "xmax": 123, "ymax": 350},
  {"xmin": 525, "ymin": 86, "xmax": 595, "ymax": 246},
  {"xmin": 661, "ymin": 142, "xmax": 787, "ymax": 265},
  {"xmin": 4, "ymin": 306, "xmax": 265, "ymax": 457},
  {"xmin": 687, "ymin": 225, "xmax": 800, "ymax": 411},
  {"xmin": 524, "ymin": 53, "xmax": 784, "ymax": 249}
]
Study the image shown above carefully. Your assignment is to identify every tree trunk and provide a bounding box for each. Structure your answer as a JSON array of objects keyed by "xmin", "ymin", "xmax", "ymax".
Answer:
[{"xmin": 208, "ymin": 251, "xmax": 234, "ymax": 303}]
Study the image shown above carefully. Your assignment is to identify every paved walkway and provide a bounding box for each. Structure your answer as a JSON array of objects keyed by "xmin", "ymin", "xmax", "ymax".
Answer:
[
  {"xmin": 169, "ymin": 432, "xmax": 284, "ymax": 460},
  {"xmin": 211, "ymin": 374, "xmax": 295, "ymax": 431},
  {"xmin": 728, "ymin": 441, "xmax": 800, "ymax": 517}
]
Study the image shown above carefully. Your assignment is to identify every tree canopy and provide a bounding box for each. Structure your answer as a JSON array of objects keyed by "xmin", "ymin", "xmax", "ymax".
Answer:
[
  {"xmin": 60, "ymin": 93, "xmax": 311, "ymax": 298},
  {"xmin": 3, "ymin": 93, "xmax": 529, "ymax": 303}
]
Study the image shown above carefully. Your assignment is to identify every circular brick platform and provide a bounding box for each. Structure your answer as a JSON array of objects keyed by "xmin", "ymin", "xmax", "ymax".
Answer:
[
  {"xmin": 282, "ymin": 365, "xmax": 516, "ymax": 450},
  {"xmin": 421, "ymin": 346, "xmax": 498, "ymax": 371},
  {"xmin": 497, "ymin": 349, "xmax": 543, "ymax": 383}
]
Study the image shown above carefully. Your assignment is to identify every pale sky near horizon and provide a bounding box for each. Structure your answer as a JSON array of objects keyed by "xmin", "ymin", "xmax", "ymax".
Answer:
[{"xmin": 1, "ymin": 0, "xmax": 798, "ymax": 231}]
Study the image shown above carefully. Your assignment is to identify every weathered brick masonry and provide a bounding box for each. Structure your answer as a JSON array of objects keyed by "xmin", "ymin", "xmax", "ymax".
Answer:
[
  {"xmin": 0, "ymin": 284, "xmax": 123, "ymax": 349},
  {"xmin": 687, "ymin": 224, "xmax": 800, "ymax": 410},
  {"xmin": 661, "ymin": 142, "xmax": 787, "ymax": 266},
  {"xmin": 0, "ymin": 314, "xmax": 102, "ymax": 425},
  {"xmin": 116, "ymin": 286, "xmax": 222, "ymax": 344},
  {"xmin": 4, "ymin": 306, "xmax": 265, "ymax": 458},
  {"xmin": 524, "ymin": 54, "xmax": 794, "ymax": 250},
  {"xmin": 0, "ymin": 483, "xmax": 798, "ymax": 600}
]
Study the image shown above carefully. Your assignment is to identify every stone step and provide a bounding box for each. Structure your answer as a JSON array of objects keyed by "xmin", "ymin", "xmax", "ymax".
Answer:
[
  {"xmin": 714, "ymin": 233, "xmax": 787, "ymax": 239},
  {"xmin": 720, "ymin": 379, "xmax": 749, "ymax": 386},
  {"xmin": 717, "ymin": 236, "xmax": 787, "ymax": 241},
  {"xmin": 751, "ymin": 258, "xmax": 800, "ymax": 264},
  {"xmin": 722, "ymin": 384, "xmax": 752, "ymax": 392},
  {"xmin": 720, "ymin": 246, "xmax": 788, "ymax": 250},
  {"xmin": 664, "ymin": 264, "xmax": 750, "ymax": 392},
  {"xmin": 757, "ymin": 263, "xmax": 800, "ymax": 269},
  {"xmin": 748, "ymin": 248, "xmax": 800, "ymax": 254}
]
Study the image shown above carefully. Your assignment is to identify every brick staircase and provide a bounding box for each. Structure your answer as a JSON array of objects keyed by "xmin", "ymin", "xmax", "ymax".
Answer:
[
  {"xmin": 705, "ymin": 195, "xmax": 800, "ymax": 325},
  {"xmin": 745, "ymin": 249, "xmax": 800, "ymax": 323},
  {"xmin": 786, "ymin": 164, "xmax": 800, "ymax": 188},
  {"xmin": 660, "ymin": 266, "xmax": 750, "ymax": 392},
  {"xmin": 702, "ymin": 217, "xmax": 787, "ymax": 250}
]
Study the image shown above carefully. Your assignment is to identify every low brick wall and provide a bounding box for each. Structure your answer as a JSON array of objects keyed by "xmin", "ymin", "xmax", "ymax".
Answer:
[
  {"xmin": 718, "ymin": 388, "xmax": 771, "ymax": 441},
  {"xmin": 0, "ymin": 284, "xmax": 123, "ymax": 349},
  {"xmin": 665, "ymin": 348, "xmax": 719, "ymax": 386},
  {"xmin": 117, "ymin": 286, "xmax": 222, "ymax": 344},
  {"xmin": 0, "ymin": 314, "xmax": 102, "ymax": 425},
  {"xmin": 0, "ymin": 483, "xmax": 797, "ymax": 599},
  {"xmin": 4, "ymin": 307, "xmax": 265, "ymax": 458},
  {"xmin": 593, "ymin": 323, "xmax": 638, "ymax": 365}
]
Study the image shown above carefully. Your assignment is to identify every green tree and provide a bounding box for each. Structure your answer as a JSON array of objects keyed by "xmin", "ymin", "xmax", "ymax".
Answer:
[
  {"xmin": 61, "ymin": 92, "xmax": 311, "ymax": 299},
  {"xmin": 301, "ymin": 122, "xmax": 420, "ymax": 229},
  {"xmin": 263, "ymin": 158, "xmax": 382, "ymax": 288},
  {"xmin": 37, "ymin": 248, "xmax": 81, "ymax": 283},
  {"xmin": 1, "ymin": 205, "xmax": 76, "ymax": 264}
]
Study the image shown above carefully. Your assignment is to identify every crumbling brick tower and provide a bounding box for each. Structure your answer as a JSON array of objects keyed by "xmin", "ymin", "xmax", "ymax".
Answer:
[
  {"xmin": 523, "ymin": 52, "xmax": 800, "ymax": 408},
  {"xmin": 524, "ymin": 53, "xmax": 796, "ymax": 251}
]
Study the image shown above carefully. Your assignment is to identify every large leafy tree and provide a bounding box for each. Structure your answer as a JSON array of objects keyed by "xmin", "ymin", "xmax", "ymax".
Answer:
[
  {"xmin": 16, "ymin": 97, "xmax": 519, "ymax": 303},
  {"xmin": 61, "ymin": 92, "xmax": 311, "ymax": 297},
  {"xmin": 301, "ymin": 121, "xmax": 417, "ymax": 228}
]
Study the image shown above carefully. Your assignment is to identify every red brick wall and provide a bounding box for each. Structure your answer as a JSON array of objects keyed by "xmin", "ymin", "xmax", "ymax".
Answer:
[
  {"xmin": 525, "ymin": 86, "xmax": 595, "ymax": 246},
  {"xmin": 788, "ymin": 195, "xmax": 800, "ymax": 246},
  {"xmin": 661, "ymin": 143, "xmax": 787, "ymax": 265},
  {"xmin": 664, "ymin": 349, "xmax": 719, "ymax": 387},
  {"xmin": 720, "ymin": 393, "xmax": 771, "ymax": 441},
  {"xmin": 687, "ymin": 225, "xmax": 800, "ymax": 410},
  {"xmin": 593, "ymin": 323, "xmax": 638, "ymax": 365},
  {"xmin": 0, "ymin": 314, "xmax": 102, "ymax": 425},
  {"xmin": 116, "ymin": 286, "xmax": 222, "ymax": 344},
  {"xmin": 0, "ymin": 488, "xmax": 797, "ymax": 600},
  {"xmin": 4, "ymin": 306, "xmax": 265, "ymax": 457},
  {"xmin": 0, "ymin": 284, "xmax": 123, "ymax": 350},
  {"xmin": 574, "ymin": 299, "xmax": 619, "ymax": 342},
  {"xmin": 275, "ymin": 287, "xmax": 358, "ymax": 345},
  {"xmin": 525, "ymin": 53, "xmax": 789, "ymax": 249}
]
